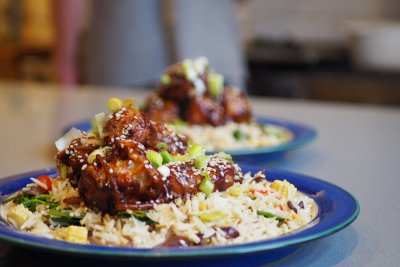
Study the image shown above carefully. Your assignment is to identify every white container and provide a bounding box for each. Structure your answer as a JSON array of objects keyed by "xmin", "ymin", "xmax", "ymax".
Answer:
[{"xmin": 345, "ymin": 20, "xmax": 400, "ymax": 71}]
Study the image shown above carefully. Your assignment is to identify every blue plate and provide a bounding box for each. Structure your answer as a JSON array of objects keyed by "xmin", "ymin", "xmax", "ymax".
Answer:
[
  {"xmin": 0, "ymin": 166, "xmax": 358, "ymax": 266},
  {"xmin": 63, "ymin": 116, "xmax": 317, "ymax": 164}
]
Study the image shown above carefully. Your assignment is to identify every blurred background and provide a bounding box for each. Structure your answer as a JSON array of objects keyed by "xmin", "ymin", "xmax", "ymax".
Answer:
[{"xmin": 0, "ymin": 0, "xmax": 399, "ymax": 105}]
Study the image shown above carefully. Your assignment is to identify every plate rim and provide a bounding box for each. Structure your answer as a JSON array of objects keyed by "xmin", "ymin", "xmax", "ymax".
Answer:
[{"xmin": 0, "ymin": 167, "xmax": 359, "ymax": 258}]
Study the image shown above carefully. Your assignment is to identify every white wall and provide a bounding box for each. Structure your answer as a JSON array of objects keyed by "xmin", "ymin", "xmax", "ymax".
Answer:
[{"xmin": 244, "ymin": 0, "xmax": 385, "ymax": 43}]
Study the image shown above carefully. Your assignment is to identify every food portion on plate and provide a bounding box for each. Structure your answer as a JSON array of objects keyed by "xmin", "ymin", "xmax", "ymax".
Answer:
[
  {"xmin": 0, "ymin": 102, "xmax": 316, "ymax": 247},
  {"xmin": 142, "ymin": 57, "xmax": 293, "ymax": 150}
]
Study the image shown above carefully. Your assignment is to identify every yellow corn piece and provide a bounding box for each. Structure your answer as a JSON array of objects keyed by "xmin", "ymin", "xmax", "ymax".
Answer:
[
  {"xmin": 199, "ymin": 210, "xmax": 227, "ymax": 222},
  {"xmin": 228, "ymin": 186, "xmax": 242, "ymax": 197},
  {"xmin": 53, "ymin": 225, "xmax": 88, "ymax": 244},
  {"xmin": 287, "ymin": 211, "xmax": 298, "ymax": 220},
  {"xmin": 270, "ymin": 179, "xmax": 297, "ymax": 200},
  {"xmin": 198, "ymin": 200, "xmax": 208, "ymax": 211},
  {"xmin": 8, "ymin": 205, "xmax": 32, "ymax": 228}
]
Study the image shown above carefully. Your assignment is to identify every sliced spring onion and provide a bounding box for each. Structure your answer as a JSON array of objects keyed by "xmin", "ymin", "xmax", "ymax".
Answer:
[
  {"xmin": 213, "ymin": 152, "xmax": 233, "ymax": 163},
  {"xmin": 257, "ymin": 210, "xmax": 285, "ymax": 221},
  {"xmin": 194, "ymin": 155, "xmax": 207, "ymax": 169},
  {"xmin": 172, "ymin": 153, "xmax": 191, "ymax": 162},
  {"xmin": 199, "ymin": 210, "xmax": 227, "ymax": 222},
  {"xmin": 193, "ymin": 78, "xmax": 206, "ymax": 95},
  {"xmin": 160, "ymin": 150, "xmax": 173, "ymax": 164},
  {"xmin": 94, "ymin": 112, "xmax": 107, "ymax": 139},
  {"xmin": 160, "ymin": 74, "xmax": 171, "ymax": 85},
  {"xmin": 156, "ymin": 142, "xmax": 168, "ymax": 151},
  {"xmin": 87, "ymin": 146, "xmax": 111, "ymax": 164},
  {"xmin": 157, "ymin": 165, "xmax": 170, "ymax": 177},
  {"xmin": 168, "ymin": 119, "xmax": 185, "ymax": 132},
  {"xmin": 55, "ymin": 127, "xmax": 82, "ymax": 151},
  {"xmin": 202, "ymin": 169, "xmax": 211, "ymax": 180},
  {"xmin": 182, "ymin": 59, "xmax": 197, "ymax": 81},
  {"xmin": 233, "ymin": 129, "xmax": 248, "ymax": 140},
  {"xmin": 199, "ymin": 170, "xmax": 214, "ymax": 194},
  {"xmin": 107, "ymin": 97, "xmax": 123, "ymax": 113},
  {"xmin": 188, "ymin": 143, "xmax": 205, "ymax": 157},
  {"xmin": 91, "ymin": 117, "xmax": 99, "ymax": 136},
  {"xmin": 208, "ymin": 72, "xmax": 224, "ymax": 97},
  {"xmin": 146, "ymin": 150, "xmax": 163, "ymax": 167},
  {"xmin": 193, "ymin": 57, "xmax": 208, "ymax": 74},
  {"xmin": 173, "ymin": 119, "xmax": 185, "ymax": 127},
  {"xmin": 60, "ymin": 164, "xmax": 67, "ymax": 179}
]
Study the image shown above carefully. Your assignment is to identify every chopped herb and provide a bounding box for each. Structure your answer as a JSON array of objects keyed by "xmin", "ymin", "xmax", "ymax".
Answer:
[
  {"xmin": 208, "ymin": 72, "xmax": 224, "ymax": 97},
  {"xmin": 117, "ymin": 210, "xmax": 157, "ymax": 225},
  {"xmin": 146, "ymin": 150, "xmax": 163, "ymax": 167},
  {"xmin": 160, "ymin": 150, "xmax": 173, "ymax": 164},
  {"xmin": 60, "ymin": 164, "xmax": 68, "ymax": 179},
  {"xmin": 233, "ymin": 129, "xmax": 248, "ymax": 141},
  {"xmin": 160, "ymin": 74, "xmax": 171, "ymax": 85},
  {"xmin": 257, "ymin": 210, "xmax": 285, "ymax": 221},
  {"xmin": 199, "ymin": 170, "xmax": 214, "ymax": 195},
  {"xmin": 1, "ymin": 194, "xmax": 19, "ymax": 204},
  {"xmin": 16, "ymin": 194, "xmax": 58, "ymax": 212},
  {"xmin": 172, "ymin": 153, "xmax": 191, "ymax": 162},
  {"xmin": 188, "ymin": 143, "xmax": 205, "ymax": 157},
  {"xmin": 49, "ymin": 208, "xmax": 83, "ymax": 226},
  {"xmin": 213, "ymin": 152, "xmax": 233, "ymax": 163},
  {"xmin": 194, "ymin": 155, "xmax": 207, "ymax": 169},
  {"xmin": 87, "ymin": 146, "xmax": 111, "ymax": 164},
  {"xmin": 156, "ymin": 142, "xmax": 168, "ymax": 152}
]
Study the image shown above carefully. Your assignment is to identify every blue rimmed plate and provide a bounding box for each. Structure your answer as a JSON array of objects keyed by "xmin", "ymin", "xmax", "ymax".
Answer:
[
  {"xmin": 0, "ymin": 166, "xmax": 358, "ymax": 266},
  {"xmin": 63, "ymin": 116, "xmax": 317, "ymax": 164}
]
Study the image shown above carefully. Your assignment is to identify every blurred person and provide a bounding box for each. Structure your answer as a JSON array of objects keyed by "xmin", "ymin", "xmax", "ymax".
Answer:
[{"xmin": 53, "ymin": 0, "xmax": 246, "ymax": 89}]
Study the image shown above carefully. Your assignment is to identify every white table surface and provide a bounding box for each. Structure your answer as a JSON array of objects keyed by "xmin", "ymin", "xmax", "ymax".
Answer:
[{"xmin": 0, "ymin": 81, "xmax": 399, "ymax": 266}]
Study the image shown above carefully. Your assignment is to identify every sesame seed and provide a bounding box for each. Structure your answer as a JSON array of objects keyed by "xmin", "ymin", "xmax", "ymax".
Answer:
[{"xmin": 81, "ymin": 164, "xmax": 87, "ymax": 170}]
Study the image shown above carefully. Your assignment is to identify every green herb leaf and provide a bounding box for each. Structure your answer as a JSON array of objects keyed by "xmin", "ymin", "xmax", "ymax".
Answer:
[
  {"xmin": 16, "ymin": 194, "xmax": 58, "ymax": 212},
  {"xmin": 146, "ymin": 150, "xmax": 163, "ymax": 167},
  {"xmin": 233, "ymin": 129, "xmax": 248, "ymax": 141},
  {"xmin": 156, "ymin": 142, "xmax": 168, "ymax": 152},
  {"xmin": 257, "ymin": 210, "xmax": 285, "ymax": 221},
  {"xmin": 117, "ymin": 210, "xmax": 157, "ymax": 225},
  {"xmin": 49, "ymin": 208, "xmax": 83, "ymax": 226},
  {"xmin": 160, "ymin": 150, "xmax": 173, "ymax": 164}
]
